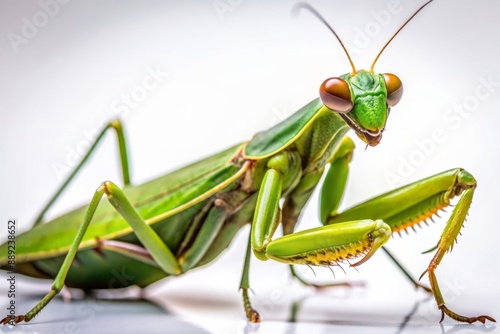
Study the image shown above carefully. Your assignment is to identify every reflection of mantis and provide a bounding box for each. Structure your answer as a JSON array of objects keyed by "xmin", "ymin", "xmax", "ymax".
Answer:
[
  {"xmin": 286, "ymin": 295, "xmax": 422, "ymax": 331},
  {"xmin": 288, "ymin": 296, "xmax": 496, "ymax": 334},
  {"xmin": 0, "ymin": 0, "xmax": 495, "ymax": 325}
]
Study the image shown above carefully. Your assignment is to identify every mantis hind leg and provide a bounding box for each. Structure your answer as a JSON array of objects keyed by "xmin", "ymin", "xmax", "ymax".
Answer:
[
  {"xmin": 33, "ymin": 119, "xmax": 131, "ymax": 227},
  {"xmin": 327, "ymin": 168, "xmax": 495, "ymax": 324},
  {"xmin": 1, "ymin": 181, "xmax": 181, "ymax": 325}
]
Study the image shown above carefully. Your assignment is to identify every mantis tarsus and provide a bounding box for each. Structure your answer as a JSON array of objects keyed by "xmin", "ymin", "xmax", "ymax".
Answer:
[{"xmin": 0, "ymin": 0, "xmax": 496, "ymax": 326}]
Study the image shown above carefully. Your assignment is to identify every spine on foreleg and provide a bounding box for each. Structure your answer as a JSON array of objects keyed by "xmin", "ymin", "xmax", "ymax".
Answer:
[
  {"xmin": 283, "ymin": 241, "xmax": 372, "ymax": 266},
  {"xmin": 387, "ymin": 192, "xmax": 450, "ymax": 235}
]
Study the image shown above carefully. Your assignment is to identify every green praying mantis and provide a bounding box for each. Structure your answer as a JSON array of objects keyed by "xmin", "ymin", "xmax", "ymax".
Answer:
[{"xmin": 0, "ymin": 0, "xmax": 496, "ymax": 326}]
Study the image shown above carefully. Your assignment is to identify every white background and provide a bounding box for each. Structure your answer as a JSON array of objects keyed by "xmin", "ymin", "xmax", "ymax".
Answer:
[{"xmin": 1, "ymin": 1, "xmax": 499, "ymax": 333}]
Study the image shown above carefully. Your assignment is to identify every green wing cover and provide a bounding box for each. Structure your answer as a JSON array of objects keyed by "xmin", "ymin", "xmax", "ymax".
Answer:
[
  {"xmin": 0, "ymin": 143, "xmax": 245, "ymax": 264},
  {"xmin": 244, "ymin": 98, "xmax": 325, "ymax": 158}
]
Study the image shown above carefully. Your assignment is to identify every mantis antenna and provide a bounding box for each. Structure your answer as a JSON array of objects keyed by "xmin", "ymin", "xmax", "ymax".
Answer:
[
  {"xmin": 371, "ymin": 0, "xmax": 434, "ymax": 71},
  {"xmin": 294, "ymin": 1, "xmax": 434, "ymax": 73},
  {"xmin": 294, "ymin": 2, "xmax": 357, "ymax": 74}
]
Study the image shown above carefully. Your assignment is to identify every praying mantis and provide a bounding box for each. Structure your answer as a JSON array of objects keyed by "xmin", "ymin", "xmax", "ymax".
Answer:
[{"xmin": 1, "ymin": 0, "xmax": 497, "ymax": 326}]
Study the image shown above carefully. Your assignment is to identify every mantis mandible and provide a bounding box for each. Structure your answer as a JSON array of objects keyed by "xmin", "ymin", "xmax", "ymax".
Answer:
[{"xmin": 0, "ymin": 0, "xmax": 496, "ymax": 325}]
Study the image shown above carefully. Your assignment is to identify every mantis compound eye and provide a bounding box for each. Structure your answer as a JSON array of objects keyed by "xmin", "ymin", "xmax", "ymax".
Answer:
[
  {"xmin": 319, "ymin": 77, "xmax": 353, "ymax": 113},
  {"xmin": 382, "ymin": 73, "xmax": 403, "ymax": 107}
]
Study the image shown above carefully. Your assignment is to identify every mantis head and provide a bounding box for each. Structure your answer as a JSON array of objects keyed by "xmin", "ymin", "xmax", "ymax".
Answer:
[
  {"xmin": 295, "ymin": 1, "xmax": 432, "ymax": 147},
  {"xmin": 320, "ymin": 70, "xmax": 402, "ymax": 146}
]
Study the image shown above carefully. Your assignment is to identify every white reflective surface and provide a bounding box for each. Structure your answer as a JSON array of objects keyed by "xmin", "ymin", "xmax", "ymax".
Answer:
[{"xmin": 3, "ymin": 264, "xmax": 499, "ymax": 334}]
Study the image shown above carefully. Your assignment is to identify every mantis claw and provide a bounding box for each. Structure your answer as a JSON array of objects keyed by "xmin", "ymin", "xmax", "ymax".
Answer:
[
  {"xmin": 479, "ymin": 316, "xmax": 497, "ymax": 324},
  {"xmin": 247, "ymin": 309, "xmax": 261, "ymax": 323},
  {"xmin": 242, "ymin": 286, "xmax": 261, "ymax": 323},
  {"xmin": 1, "ymin": 315, "xmax": 25, "ymax": 325},
  {"xmin": 439, "ymin": 308, "xmax": 445, "ymax": 323},
  {"xmin": 440, "ymin": 305, "xmax": 496, "ymax": 324},
  {"xmin": 418, "ymin": 269, "xmax": 428, "ymax": 281}
]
